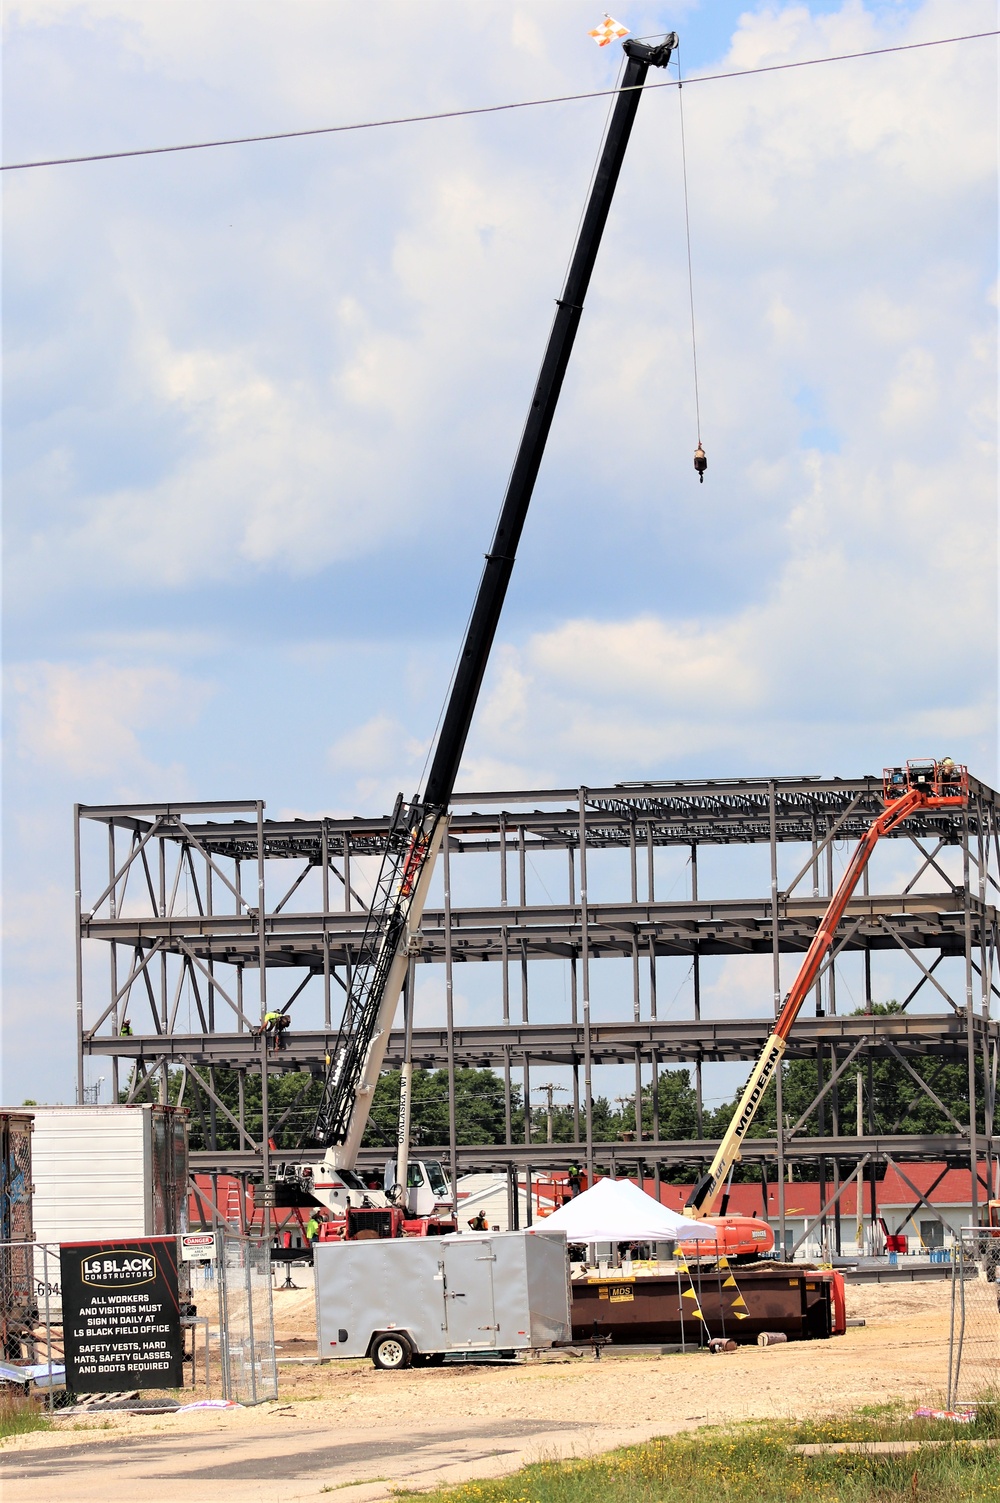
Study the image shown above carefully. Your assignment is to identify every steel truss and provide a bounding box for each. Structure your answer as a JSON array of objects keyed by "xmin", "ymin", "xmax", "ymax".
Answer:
[{"xmin": 76, "ymin": 773, "xmax": 1000, "ymax": 1250}]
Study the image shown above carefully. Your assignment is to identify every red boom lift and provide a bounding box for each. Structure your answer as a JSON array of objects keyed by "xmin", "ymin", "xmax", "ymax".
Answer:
[{"xmin": 679, "ymin": 759, "xmax": 969, "ymax": 1260}]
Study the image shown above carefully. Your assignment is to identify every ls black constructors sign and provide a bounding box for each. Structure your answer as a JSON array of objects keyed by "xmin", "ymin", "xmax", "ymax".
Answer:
[{"xmin": 60, "ymin": 1237, "xmax": 183, "ymax": 1391}]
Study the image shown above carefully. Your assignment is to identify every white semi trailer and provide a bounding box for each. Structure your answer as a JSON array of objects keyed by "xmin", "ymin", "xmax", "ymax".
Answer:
[{"xmin": 29, "ymin": 1104, "xmax": 188, "ymax": 1246}]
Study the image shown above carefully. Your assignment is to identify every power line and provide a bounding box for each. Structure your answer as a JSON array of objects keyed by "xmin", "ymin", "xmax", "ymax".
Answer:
[{"xmin": 2, "ymin": 29, "xmax": 996, "ymax": 174}]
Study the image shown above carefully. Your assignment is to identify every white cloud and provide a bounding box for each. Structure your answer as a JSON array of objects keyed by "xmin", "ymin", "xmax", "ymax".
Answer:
[
  {"xmin": 328, "ymin": 714, "xmax": 430, "ymax": 813},
  {"xmin": 2, "ymin": 1, "xmax": 997, "ymax": 1106},
  {"xmin": 9, "ymin": 660, "xmax": 212, "ymax": 783},
  {"xmin": 8, "ymin": 1, "xmax": 992, "ymax": 598},
  {"xmin": 466, "ymin": 413, "xmax": 996, "ymax": 780}
]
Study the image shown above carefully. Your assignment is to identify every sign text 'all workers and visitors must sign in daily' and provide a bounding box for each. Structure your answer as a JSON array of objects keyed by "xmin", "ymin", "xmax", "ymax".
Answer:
[{"xmin": 59, "ymin": 1237, "xmax": 183, "ymax": 1391}]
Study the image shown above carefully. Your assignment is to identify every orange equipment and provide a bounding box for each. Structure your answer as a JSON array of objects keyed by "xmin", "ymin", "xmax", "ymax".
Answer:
[
  {"xmin": 677, "ymin": 1213, "xmax": 774, "ymax": 1262},
  {"xmin": 684, "ymin": 760, "xmax": 968, "ymax": 1248}
]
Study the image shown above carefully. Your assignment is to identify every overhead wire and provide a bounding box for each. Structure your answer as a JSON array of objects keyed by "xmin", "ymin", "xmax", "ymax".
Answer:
[{"xmin": 2, "ymin": 29, "xmax": 996, "ymax": 173}]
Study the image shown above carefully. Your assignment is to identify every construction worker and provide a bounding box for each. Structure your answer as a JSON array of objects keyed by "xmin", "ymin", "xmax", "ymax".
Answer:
[
  {"xmin": 119, "ymin": 1019, "xmax": 133, "ymax": 1037},
  {"xmin": 263, "ymin": 1011, "xmax": 290, "ymax": 1051},
  {"xmin": 305, "ymin": 1210, "xmax": 324, "ymax": 1244},
  {"xmin": 467, "ymin": 1208, "xmax": 488, "ymax": 1231},
  {"xmin": 939, "ymin": 757, "xmax": 959, "ymax": 785},
  {"xmin": 568, "ymin": 1162, "xmax": 582, "ymax": 1198}
]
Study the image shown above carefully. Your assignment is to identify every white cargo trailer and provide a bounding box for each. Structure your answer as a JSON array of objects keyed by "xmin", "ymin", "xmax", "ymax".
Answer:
[
  {"xmin": 315, "ymin": 1229, "xmax": 571, "ymax": 1369},
  {"xmin": 29, "ymin": 1105, "xmax": 188, "ymax": 1245}
]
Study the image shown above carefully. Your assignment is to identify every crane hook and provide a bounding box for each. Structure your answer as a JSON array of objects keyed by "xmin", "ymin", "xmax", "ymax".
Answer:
[{"xmin": 693, "ymin": 444, "xmax": 707, "ymax": 483}]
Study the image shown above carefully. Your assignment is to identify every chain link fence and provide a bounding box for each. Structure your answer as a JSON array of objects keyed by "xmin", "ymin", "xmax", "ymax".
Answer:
[
  {"xmin": 216, "ymin": 1229, "xmax": 277, "ymax": 1404},
  {"xmin": 0, "ymin": 1114, "xmax": 34, "ymax": 1362},
  {"xmin": 0, "ymin": 1240, "xmax": 63, "ymax": 1407},
  {"xmin": 948, "ymin": 1228, "xmax": 1000, "ymax": 1408}
]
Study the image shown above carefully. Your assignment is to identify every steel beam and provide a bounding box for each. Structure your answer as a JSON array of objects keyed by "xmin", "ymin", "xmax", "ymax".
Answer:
[
  {"xmin": 89, "ymin": 1012, "xmax": 999, "ymax": 1071},
  {"xmin": 77, "ymin": 773, "xmax": 1000, "ymax": 1192},
  {"xmin": 79, "ymin": 893, "xmax": 987, "ymax": 972},
  {"xmin": 190, "ymin": 1131, "xmax": 975, "ymax": 1177}
]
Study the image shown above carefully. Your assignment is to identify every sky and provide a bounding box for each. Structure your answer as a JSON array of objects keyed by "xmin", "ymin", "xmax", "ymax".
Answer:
[{"xmin": 3, "ymin": 0, "xmax": 997, "ymax": 1109}]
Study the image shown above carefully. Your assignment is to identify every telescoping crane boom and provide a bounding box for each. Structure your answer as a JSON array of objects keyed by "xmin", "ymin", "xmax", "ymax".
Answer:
[
  {"xmin": 298, "ymin": 34, "xmax": 679, "ymax": 1222},
  {"xmin": 684, "ymin": 759, "xmax": 969, "ymax": 1234}
]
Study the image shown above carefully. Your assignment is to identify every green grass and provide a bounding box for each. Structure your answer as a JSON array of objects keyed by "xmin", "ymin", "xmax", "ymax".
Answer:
[
  {"xmin": 321, "ymin": 1481, "xmax": 391, "ymax": 1492},
  {"xmin": 398, "ymin": 1403, "xmax": 1000, "ymax": 1503},
  {"xmin": 0, "ymin": 1394, "xmax": 53, "ymax": 1440}
]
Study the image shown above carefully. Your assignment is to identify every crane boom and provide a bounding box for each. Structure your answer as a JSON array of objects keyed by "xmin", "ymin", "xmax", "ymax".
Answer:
[
  {"xmin": 311, "ymin": 34, "xmax": 678, "ymax": 1168},
  {"xmin": 686, "ymin": 759, "xmax": 968, "ymax": 1217}
]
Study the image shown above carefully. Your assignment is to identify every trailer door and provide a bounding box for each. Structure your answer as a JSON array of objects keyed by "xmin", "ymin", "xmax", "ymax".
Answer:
[{"xmin": 443, "ymin": 1241, "xmax": 497, "ymax": 1349}]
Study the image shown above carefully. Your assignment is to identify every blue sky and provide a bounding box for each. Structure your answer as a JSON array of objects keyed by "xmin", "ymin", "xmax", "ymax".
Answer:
[{"xmin": 3, "ymin": 0, "xmax": 997, "ymax": 1106}]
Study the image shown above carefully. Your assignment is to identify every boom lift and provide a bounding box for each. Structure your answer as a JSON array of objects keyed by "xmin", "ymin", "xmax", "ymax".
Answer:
[
  {"xmin": 278, "ymin": 34, "xmax": 679, "ymax": 1239},
  {"xmin": 681, "ymin": 759, "xmax": 969, "ymax": 1257}
]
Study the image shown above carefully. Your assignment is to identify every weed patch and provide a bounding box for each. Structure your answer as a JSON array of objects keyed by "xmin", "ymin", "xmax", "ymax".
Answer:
[
  {"xmin": 399, "ymin": 1404, "xmax": 1000, "ymax": 1503},
  {"xmin": 0, "ymin": 1394, "xmax": 53, "ymax": 1440}
]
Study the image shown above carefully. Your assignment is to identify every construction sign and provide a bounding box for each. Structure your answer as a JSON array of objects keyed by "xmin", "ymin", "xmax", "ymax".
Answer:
[
  {"xmin": 181, "ymin": 1231, "xmax": 218, "ymax": 1262},
  {"xmin": 59, "ymin": 1237, "xmax": 183, "ymax": 1393}
]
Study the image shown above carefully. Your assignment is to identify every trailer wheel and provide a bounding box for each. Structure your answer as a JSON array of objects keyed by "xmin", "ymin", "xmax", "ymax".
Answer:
[{"xmin": 371, "ymin": 1333, "xmax": 413, "ymax": 1370}]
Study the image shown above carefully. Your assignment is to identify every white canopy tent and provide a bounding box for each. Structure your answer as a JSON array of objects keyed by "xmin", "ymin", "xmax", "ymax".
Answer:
[{"xmin": 533, "ymin": 1176, "xmax": 717, "ymax": 1243}]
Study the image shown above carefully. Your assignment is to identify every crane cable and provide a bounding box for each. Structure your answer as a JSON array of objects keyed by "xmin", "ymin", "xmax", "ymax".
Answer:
[{"xmin": 676, "ymin": 44, "xmax": 706, "ymax": 483}]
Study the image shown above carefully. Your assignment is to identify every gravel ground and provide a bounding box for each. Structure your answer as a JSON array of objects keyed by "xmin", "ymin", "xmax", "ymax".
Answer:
[{"xmin": 3, "ymin": 1273, "xmax": 956, "ymax": 1458}]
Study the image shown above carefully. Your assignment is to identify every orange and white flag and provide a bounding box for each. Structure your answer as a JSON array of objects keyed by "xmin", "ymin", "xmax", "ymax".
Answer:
[{"xmin": 588, "ymin": 15, "xmax": 629, "ymax": 47}]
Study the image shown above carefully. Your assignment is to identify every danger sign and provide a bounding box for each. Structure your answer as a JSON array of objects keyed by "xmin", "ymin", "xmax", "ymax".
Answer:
[{"xmin": 181, "ymin": 1232, "xmax": 218, "ymax": 1262}]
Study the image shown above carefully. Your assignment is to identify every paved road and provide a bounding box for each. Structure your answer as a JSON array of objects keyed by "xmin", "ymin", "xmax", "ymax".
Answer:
[{"xmin": 0, "ymin": 1415, "xmax": 628, "ymax": 1503}]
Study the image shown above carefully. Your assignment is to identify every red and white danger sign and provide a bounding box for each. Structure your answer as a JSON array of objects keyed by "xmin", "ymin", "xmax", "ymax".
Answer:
[{"xmin": 181, "ymin": 1232, "xmax": 218, "ymax": 1262}]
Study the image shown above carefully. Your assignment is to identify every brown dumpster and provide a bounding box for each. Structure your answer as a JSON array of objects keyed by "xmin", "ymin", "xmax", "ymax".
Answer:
[{"xmin": 570, "ymin": 1265, "xmax": 835, "ymax": 1346}]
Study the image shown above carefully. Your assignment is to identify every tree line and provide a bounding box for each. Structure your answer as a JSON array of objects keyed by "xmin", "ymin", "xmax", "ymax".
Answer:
[{"xmin": 132, "ymin": 1003, "xmax": 979, "ymax": 1172}]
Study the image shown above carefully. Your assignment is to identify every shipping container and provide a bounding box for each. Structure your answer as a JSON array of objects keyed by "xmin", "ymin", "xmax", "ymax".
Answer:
[
  {"xmin": 315, "ymin": 1229, "xmax": 571, "ymax": 1368},
  {"xmin": 28, "ymin": 1105, "xmax": 188, "ymax": 1245}
]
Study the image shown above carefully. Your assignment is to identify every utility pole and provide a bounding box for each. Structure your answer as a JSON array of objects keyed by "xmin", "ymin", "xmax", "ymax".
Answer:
[{"xmin": 537, "ymin": 1083, "xmax": 567, "ymax": 1145}]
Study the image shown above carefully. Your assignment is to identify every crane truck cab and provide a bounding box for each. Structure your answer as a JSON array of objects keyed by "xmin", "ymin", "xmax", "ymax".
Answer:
[
  {"xmin": 383, "ymin": 1158, "xmax": 452, "ymax": 1219},
  {"xmin": 274, "ymin": 1154, "xmax": 456, "ymax": 1239}
]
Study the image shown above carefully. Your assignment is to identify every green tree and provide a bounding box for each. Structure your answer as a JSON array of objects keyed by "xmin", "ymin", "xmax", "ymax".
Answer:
[
  {"xmin": 123, "ymin": 1066, "xmax": 325, "ymax": 1152},
  {"xmin": 362, "ymin": 1067, "xmax": 519, "ymax": 1148},
  {"xmin": 705, "ymin": 1001, "xmax": 982, "ymax": 1179},
  {"xmin": 643, "ymin": 1068, "xmax": 701, "ymax": 1140}
]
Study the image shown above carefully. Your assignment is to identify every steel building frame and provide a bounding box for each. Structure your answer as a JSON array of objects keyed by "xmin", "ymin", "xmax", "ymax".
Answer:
[{"xmin": 76, "ymin": 773, "xmax": 1000, "ymax": 1250}]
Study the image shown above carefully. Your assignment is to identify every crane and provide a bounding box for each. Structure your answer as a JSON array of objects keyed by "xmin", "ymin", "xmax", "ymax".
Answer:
[
  {"xmin": 282, "ymin": 33, "xmax": 680, "ymax": 1236},
  {"xmin": 681, "ymin": 758, "xmax": 969, "ymax": 1253}
]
